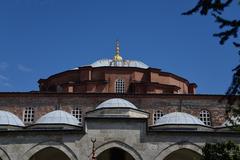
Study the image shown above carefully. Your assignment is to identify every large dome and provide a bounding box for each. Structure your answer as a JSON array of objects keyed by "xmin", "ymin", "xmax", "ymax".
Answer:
[
  {"xmin": 91, "ymin": 59, "xmax": 149, "ymax": 69},
  {"xmin": 96, "ymin": 98, "xmax": 137, "ymax": 109},
  {"xmin": 155, "ymin": 112, "xmax": 205, "ymax": 126},
  {"xmin": 0, "ymin": 110, "xmax": 24, "ymax": 127},
  {"xmin": 35, "ymin": 110, "xmax": 80, "ymax": 126}
]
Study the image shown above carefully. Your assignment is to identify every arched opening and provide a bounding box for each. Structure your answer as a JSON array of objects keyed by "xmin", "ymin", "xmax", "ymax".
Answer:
[
  {"xmin": 29, "ymin": 147, "xmax": 71, "ymax": 160},
  {"xmin": 164, "ymin": 148, "xmax": 201, "ymax": 160},
  {"xmin": 0, "ymin": 148, "xmax": 10, "ymax": 160},
  {"xmin": 97, "ymin": 147, "xmax": 135, "ymax": 160}
]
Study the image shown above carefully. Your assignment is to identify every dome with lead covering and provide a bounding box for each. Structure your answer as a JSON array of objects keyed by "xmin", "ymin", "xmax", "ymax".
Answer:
[
  {"xmin": 91, "ymin": 59, "xmax": 149, "ymax": 69},
  {"xmin": 96, "ymin": 98, "xmax": 137, "ymax": 109},
  {"xmin": 155, "ymin": 112, "xmax": 205, "ymax": 126},
  {"xmin": 35, "ymin": 110, "xmax": 80, "ymax": 126},
  {"xmin": 90, "ymin": 40, "xmax": 149, "ymax": 69},
  {"xmin": 0, "ymin": 110, "xmax": 24, "ymax": 127}
]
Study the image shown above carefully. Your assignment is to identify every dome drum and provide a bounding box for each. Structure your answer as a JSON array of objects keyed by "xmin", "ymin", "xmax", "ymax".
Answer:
[{"xmin": 38, "ymin": 65, "xmax": 197, "ymax": 94}]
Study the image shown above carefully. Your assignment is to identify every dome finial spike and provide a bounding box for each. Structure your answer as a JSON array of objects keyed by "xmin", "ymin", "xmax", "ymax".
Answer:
[
  {"xmin": 115, "ymin": 40, "xmax": 120, "ymax": 55},
  {"xmin": 113, "ymin": 40, "xmax": 123, "ymax": 61}
]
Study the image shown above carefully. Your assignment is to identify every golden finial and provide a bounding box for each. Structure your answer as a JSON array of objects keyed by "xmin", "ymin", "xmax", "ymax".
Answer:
[{"xmin": 113, "ymin": 40, "xmax": 123, "ymax": 61}]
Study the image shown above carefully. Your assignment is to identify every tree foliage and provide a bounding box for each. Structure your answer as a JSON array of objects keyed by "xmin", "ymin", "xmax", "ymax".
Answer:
[
  {"xmin": 182, "ymin": 0, "xmax": 233, "ymax": 15},
  {"xmin": 201, "ymin": 141, "xmax": 240, "ymax": 160},
  {"xmin": 183, "ymin": 2, "xmax": 240, "ymax": 159},
  {"xmin": 183, "ymin": 0, "xmax": 240, "ymax": 119}
]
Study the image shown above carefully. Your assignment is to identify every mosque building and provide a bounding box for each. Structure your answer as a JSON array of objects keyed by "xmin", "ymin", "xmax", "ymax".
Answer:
[{"xmin": 0, "ymin": 41, "xmax": 239, "ymax": 160}]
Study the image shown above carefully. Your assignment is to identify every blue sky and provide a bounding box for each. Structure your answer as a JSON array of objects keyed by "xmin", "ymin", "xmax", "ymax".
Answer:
[{"xmin": 0, "ymin": 0, "xmax": 239, "ymax": 94}]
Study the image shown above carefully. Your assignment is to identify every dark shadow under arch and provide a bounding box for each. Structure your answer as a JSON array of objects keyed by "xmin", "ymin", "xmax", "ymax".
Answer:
[
  {"xmin": 29, "ymin": 147, "xmax": 71, "ymax": 160},
  {"xmin": 95, "ymin": 141, "xmax": 142, "ymax": 160},
  {"xmin": 164, "ymin": 148, "xmax": 201, "ymax": 160},
  {"xmin": 97, "ymin": 147, "xmax": 135, "ymax": 160},
  {"xmin": 22, "ymin": 141, "xmax": 77, "ymax": 160},
  {"xmin": 154, "ymin": 141, "xmax": 202, "ymax": 160}
]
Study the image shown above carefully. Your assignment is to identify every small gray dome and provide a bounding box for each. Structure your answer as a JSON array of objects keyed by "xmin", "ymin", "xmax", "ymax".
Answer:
[
  {"xmin": 96, "ymin": 98, "xmax": 137, "ymax": 109},
  {"xmin": 0, "ymin": 110, "xmax": 24, "ymax": 127},
  {"xmin": 91, "ymin": 59, "xmax": 149, "ymax": 69},
  {"xmin": 36, "ymin": 110, "xmax": 80, "ymax": 126},
  {"xmin": 155, "ymin": 112, "xmax": 205, "ymax": 126}
]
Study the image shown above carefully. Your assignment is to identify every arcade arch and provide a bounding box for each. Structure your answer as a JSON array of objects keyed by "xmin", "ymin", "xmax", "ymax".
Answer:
[
  {"xmin": 154, "ymin": 142, "xmax": 202, "ymax": 160},
  {"xmin": 164, "ymin": 148, "xmax": 201, "ymax": 160},
  {"xmin": 0, "ymin": 148, "xmax": 10, "ymax": 160},
  {"xmin": 29, "ymin": 147, "xmax": 70, "ymax": 160},
  {"xmin": 95, "ymin": 141, "xmax": 142, "ymax": 160},
  {"xmin": 22, "ymin": 141, "xmax": 77, "ymax": 160},
  {"xmin": 97, "ymin": 147, "xmax": 134, "ymax": 160}
]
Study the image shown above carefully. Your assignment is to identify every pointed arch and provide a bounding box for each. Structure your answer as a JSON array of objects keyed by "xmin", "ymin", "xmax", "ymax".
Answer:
[
  {"xmin": 22, "ymin": 141, "xmax": 77, "ymax": 160},
  {"xmin": 95, "ymin": 140, "xmax": 142, "ymax": 160},
  {"xmin": 154, "ymin": 141, "xmax": 202, "ymax": 160},
  {"xmin": 0, "ymin": 147, "xmax": 10, "ymax": 160}
]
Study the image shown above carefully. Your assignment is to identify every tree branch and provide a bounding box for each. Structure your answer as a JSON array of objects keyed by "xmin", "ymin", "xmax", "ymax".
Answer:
[
  {"xmin": 182, "ymin": 0, "xmax": 233, "ymax": 15},
  {"xmin": 213, "ymin": 27, "xmax": 238, "ymax": 44}
]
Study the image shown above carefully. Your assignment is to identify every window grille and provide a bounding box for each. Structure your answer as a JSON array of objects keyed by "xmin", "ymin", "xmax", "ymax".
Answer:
[
  {"xmin": 71, "ymin": 107, "xmax": 82, "ymax": 124},
  {"xmin": 200, "ymin": 110, "xmax": 211, "ymax": 126},
  {"xmin": 153, "ymin": 110, "xmax": 164, "ymax": 124},
  {"xmin": 115, "ymin": 79, "xmax": 125, "ymax": 93},
  {"xmin": 23, "ymin": 107, "xmax": 34, "ymax": 123}
]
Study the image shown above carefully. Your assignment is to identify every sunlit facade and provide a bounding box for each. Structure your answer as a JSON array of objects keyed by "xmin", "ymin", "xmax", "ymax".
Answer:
[{"xmin": 0, "ymin": 42, "xmax": 238, "ymax": 160}]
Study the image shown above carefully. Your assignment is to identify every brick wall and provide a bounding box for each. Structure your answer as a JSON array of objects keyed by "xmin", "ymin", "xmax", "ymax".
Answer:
[
  {"xmin": 0, "ymin": 93, "xmax": 228, "ymax": 126},
  {"xmin": 39, "ymin": 67, "xmax": 196, "ymax": 94}
]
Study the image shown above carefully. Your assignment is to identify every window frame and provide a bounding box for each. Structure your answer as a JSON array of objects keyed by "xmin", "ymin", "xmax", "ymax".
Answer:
[
  {"xmin": 153, "ymin": 110, "xmax": 164, "ymax": 124},
  {"xmin": 199, "ymin": 110, "xmax": 212, "ymax": 126},
  {"xmin": 115, "ymin": 79, "xmax": 125, "ymax": 93},
  {"xmin": 23, "ymin": 107, "xmax": 35, "ymax": 123},
  {"xmin": 71, "ymin": 107, "xmax": 82, "ymax": 124}
]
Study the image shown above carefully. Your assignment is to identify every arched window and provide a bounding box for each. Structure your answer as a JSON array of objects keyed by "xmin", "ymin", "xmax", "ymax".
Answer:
[
  {"xmin": 199, "ymin": 110, "xmax": 211, "ymax": 126},
  {"xmin": 71, "ymin": 107, "xmax": 82, "ymax": 124},
  {"xmin": 23, "ymin": 107, "xmax": 34, "ymax": 123},
  {"xmin": 115, "ymin": 79, "xmax": 125, "ymax": 93},
  {"xmin": 153, "ymin": 110, "xmax": 164, "ymax": 124}
]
